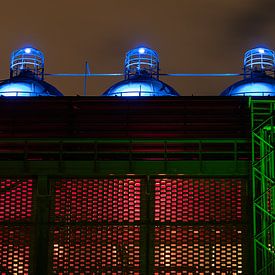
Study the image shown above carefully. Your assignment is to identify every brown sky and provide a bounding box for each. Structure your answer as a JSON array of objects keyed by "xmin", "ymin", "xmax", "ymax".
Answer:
[{"xmin": 0, "ymin": 0, "xmax": 274, "ymax": 96}]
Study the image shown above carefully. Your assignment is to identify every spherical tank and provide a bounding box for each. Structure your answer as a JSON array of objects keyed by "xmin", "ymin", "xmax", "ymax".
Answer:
[
  {"xmin": 0, "ymin": 47, "xmax": 63, "ymax": 96},
  {"xmin": 102, "ymin": 47, "xmax": 180, "ymax": 97},
  {"xmin": 102, "ymin": 73, "xmax": 179, "ymax": 96},
  {"xmin": 221, "ymin": 47, "xmax": 275, "ymax": 96},
  {"xmin": 220, "ymin": 74, "xmax": 275, "ymax": 96}
]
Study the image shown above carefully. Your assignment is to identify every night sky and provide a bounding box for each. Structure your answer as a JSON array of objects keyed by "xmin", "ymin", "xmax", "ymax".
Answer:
[{"xmin": 0, "ymin": 0, "xmax": 274, "ymax": 96}]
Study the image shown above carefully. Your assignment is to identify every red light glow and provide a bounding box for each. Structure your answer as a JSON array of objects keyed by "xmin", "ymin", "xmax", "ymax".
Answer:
[
  {"xmin": 51, "ymin": 225, "xmax": 140, "ymax": 274},
  {"xmin": 154, "ymin": 178, "xmax": 242, "ymax": 223},
  {"xmin": 53, "ymin": 178, "xmax": 141, "ymax": 223},
  {"xmin": 0, "ymin": 179, "xmax": 33, "ymax": 222},
  {"xmin": 0, "ymin": 226, "xmax": 31, "ymax": 274},
  {"xmin": 154, "ymin": 225, "xmax": 243, "ymax": 274}
]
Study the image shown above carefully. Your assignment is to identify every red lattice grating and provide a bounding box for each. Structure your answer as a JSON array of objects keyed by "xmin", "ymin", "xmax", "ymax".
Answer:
[
  {"xmin": 0, "ymin": 179, "xmax": 33, "ymax": 222},
  {"xmin": 53, "ymin": 178, "xmax": 141, "ymax": 223},
  {"xmin": 154, "ymin": 178, "xmax": 243, "ymax": 223},
  {"xmin": 51, "ymin": 225, "xmax": 140, "ymax": 274},
  {"xmin": 154, "ymin": 225, "xmax": 244, "ymax": 274},
  {"xmin": 0, "ymin": 226, "xmax": 32, "ymax": 274}
]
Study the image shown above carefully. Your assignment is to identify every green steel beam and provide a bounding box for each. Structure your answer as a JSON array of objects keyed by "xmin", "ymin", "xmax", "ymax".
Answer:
[
  {"xmin": 253, "ymin": 167, "xmax": 275, "ymax": 184},
  {"xmin": 0, "ymin": 160, "xmax": 249, "ymax": 177},
  {"xmin": 255, "ymin": 240, "xmax": 275, "ymax": 257},
  {"xmin": 0, "ymin": 138, "xmax": 250, "ymax": 143},
  {"xmin": 255, "ymin": 204, "xmax": 275, "ymax": 220},
  {"xmin": 251, "ymin": 98, "xmax": 275, "ymax": 275},
  {"xmin": 253, "ymin": 133, "xmax": 274, "ymax": 149}
]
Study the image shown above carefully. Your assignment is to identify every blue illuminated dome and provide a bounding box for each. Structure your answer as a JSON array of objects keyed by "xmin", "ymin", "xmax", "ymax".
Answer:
[
  {"xmin": 0, "ymin": 47, "xmax": 63, "ymax": 96},
  {"xmin": 102, "ymin": 47, "xmax": 180, "ymax": 96},
  {"xmin": 221, "ymin": 47, "xmax": 275, "ymax": 96}
]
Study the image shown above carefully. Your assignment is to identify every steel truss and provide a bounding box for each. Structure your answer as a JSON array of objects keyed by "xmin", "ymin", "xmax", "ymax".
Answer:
[{"xmin": 251, "ymin": 99, "xmax": 275, "ymax": 274}]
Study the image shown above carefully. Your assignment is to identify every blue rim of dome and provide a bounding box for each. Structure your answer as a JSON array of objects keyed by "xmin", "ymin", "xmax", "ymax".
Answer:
[
  {"xmin": 220, "ymin": 74, "xmax": 275, "ymax": 96},
  {"xmin": 102, "ymin": 75, "xmax": 180, "ymax": 97},
  {"xmin": 0, "ymin": 76, "xmax": 63, "ymax": 96}
]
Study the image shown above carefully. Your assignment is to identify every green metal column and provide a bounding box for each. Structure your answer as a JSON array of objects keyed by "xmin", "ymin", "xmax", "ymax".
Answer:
[{"xmin": 250, "ymin": 99, "xmax": 275, "ymax": 274}]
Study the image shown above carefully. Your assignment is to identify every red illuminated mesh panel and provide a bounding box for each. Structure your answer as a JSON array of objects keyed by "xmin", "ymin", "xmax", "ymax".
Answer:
[
  {"xmin": 0, "ymin": 226, "xmax": 32, "ymax": 274},
  {"xmin": 154, "ymin": 225, "xmax": 243, "ymax": 274},
  {"xmin": 0, "ymin": 179, "xmax": 33, "ymax": 222},
  {"xmin": 53, "ymin": 178, "xmax": 141, "ymax": 223},
  {"xmin": 154, "ymin": 178, "xmax": 242, "ymax": 223},
  {"xmin": 51, "ymin": 225, "xmax": 140, "ymax": 274}
]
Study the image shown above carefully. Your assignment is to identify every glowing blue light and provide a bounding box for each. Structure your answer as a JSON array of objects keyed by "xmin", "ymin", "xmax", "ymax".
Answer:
[
  {"xmin": 0, "ymin": 83, "xmax": 33, "ymax": 96},
  {"xmin": 138, "ymin": 47, "xmax": 145, "ymax": 54},
  {"xmin": 258, "ymin": 48, "xmax": 265, "ymax": 54},
  {"xmin": 10, "ymin": 47, "xmax": 45, "ymax": 80},
  {"xmin": 103, "ymin": 79, "xmax": 179, "ymax": 97},
  {"xmin": 0, "ymin": 81, "xmax": 63, "ymax": 97},
  {"xmin": 244, "ymin": 47, "xmax": 275, "ymax": 72},
  {"xmin": 24, "ymin": 48, "xmax": 32, "ymax": 54},
  {"xmin": 226, "ymin": 82, "xmax": 275, "ymax": 96}
]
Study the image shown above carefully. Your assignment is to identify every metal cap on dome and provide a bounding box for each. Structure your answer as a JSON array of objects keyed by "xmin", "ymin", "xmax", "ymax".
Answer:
[
  {"xmin": 10, "ymin": 47, "xmax": 45, "ymax": 80},
  {"xmin": 124, "ymin": 47, "xmax": 159, "ymax": 79},
  {"xmin": 244, "ymin": 47, "xmax": 275, "ymax": 77}
]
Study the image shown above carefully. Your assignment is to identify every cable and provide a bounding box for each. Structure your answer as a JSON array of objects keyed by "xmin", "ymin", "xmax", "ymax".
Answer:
[
  {"xmin": 45, "ymin": 73, "xmax": 243, "ymax": 77},
  {"xmin": 45, "ymin": 73, "xmax": 123, "ymax": 77},
  {"xmin": 160, "ymin": 73, "xmax": 242, "ymax": 77}
]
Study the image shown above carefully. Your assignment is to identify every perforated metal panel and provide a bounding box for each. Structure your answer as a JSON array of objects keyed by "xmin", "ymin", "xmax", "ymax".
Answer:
[
  {"xmin": 47, "ymin": 176, "xmax": 248, "ymax": 274},
  {"xmin": 51, "ymin": 225, "xmax": 140, "ymax": 274},
  {"xmin": 0, "ymin": 179, "xmax": 33, "ymax": 222},
  {"xmin": 53, "ymin": 178, "xmax": 141, "ymax": 223},
  {"xmin": 0, "ymin": 178, "xmax": 34, "ymax": 274},
  {"xmin": 50, "ymin": 178, "xmax": 143, "ymax": 274},
  {"xmin": 152, "ymin": 177, "xmax": 246, "ymax": 274},
  {"xmin": 0, "ymin": 176, "xmax": 246, "ymax": 273},
  {"xmin": 154, "ymin": 178, "xmax": 243, "ymax": 223},
  {"xmin": 0, "ymin": 225, "xmax": 32, "ymax": 274},
  {"xmin": 154, "ymin": 225, "xmax": 244, "ymax": 274}
]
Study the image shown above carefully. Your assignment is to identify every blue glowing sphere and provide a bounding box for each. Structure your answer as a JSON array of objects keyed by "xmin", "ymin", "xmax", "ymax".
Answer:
[
  {"xmin": 220, "ymin": 75, "xmax": 275, "ymax": 96},
  {"xmin": 0, "ymin": 75, "xmax": 63, "ymax": 97},
  {"xmin": 102, "ymin": 75, "xmax": 179, "ymax": 97}
]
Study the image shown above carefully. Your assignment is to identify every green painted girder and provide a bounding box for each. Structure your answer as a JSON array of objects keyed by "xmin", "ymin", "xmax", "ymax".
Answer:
[
  {"xmin": 0, "ymin": 160, "xmax": 249, "ymax": 177},
  {"xmin": 251, "ymin": 98, "xmax": 275, "ymax": 275}
]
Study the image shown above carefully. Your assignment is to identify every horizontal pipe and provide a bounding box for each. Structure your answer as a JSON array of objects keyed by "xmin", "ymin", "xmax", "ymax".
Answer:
[{"xmin": 45, "ymin": 73, "xmax": 243, "ymax": 77}]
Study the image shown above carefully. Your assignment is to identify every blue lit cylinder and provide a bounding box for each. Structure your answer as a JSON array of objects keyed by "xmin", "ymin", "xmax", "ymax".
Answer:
[
  {"xmin": 125, "ymin": 47, "xmax": 159, "ymax": 79},
  {"xmin": 10, "ymin": 47, "xmax": 45, "ymax": 80},
  {"xmin": 0, "ymin": 47, "xmax": 63, "ymax": 96},
  {"xmin": 244, "ymin": 47, "xmax": 274, "ymax": 74}
]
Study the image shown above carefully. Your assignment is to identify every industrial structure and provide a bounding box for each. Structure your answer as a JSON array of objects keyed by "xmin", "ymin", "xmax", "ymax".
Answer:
[
  {"xmin": 221, "ymin": 47, "xmax": 275, "ymax": 96},
  {"xmin": 0, "ymin": 47, "xmax": 63, "ymax": 96},
  {"xmin": 102, "ymin": 47, "xmax": 179, "ymax": 96},
  {"xmin": 0, "ymin": 46, "xmax": 274, "ymax": 275}
]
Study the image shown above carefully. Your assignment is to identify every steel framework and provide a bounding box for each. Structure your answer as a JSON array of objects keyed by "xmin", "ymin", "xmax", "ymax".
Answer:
[
  {"xmin": 251, "ymin": 99, "xmax": 275, "ymax": 274},
  {"xmin": 0, "ymin": 97, "xmax": 251, "ymax": 274}
]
